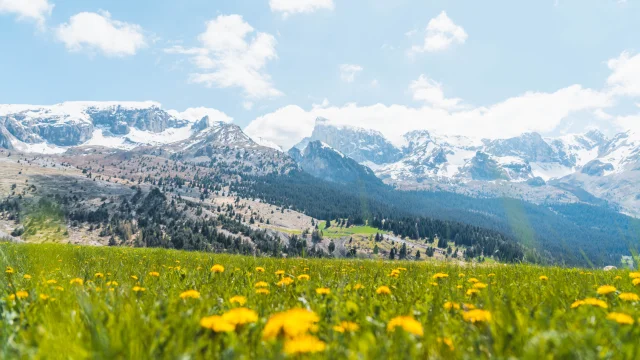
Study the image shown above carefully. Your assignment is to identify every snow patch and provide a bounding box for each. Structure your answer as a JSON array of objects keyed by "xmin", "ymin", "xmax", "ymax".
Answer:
[
  {"xmin": 530, "ymin": 162, "xmax": 573, "ymax": 181},
  {"xmin": 251, "ymin": 136, "xmax": 283, "ymax": 151}
]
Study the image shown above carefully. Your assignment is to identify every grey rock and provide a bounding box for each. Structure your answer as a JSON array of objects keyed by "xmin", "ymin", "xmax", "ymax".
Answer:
[
  {"xmin": 290, "ymin": 141, "xmax": 381, "ymax": 185},
  {"xmin": 581, "ymin": 160, "xmax": 614, "ymax": 176},
  {"xmin": 294, "ymin": 117, "xmax": 403, "ymax": 165}
]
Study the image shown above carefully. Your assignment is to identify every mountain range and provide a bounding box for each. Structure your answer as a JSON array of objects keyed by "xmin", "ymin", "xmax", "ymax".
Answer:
[
  {"xmin": 1, "ymin": 102, "xmax": 639, "ymax": 217},
  {"xmin": 294, "ymin": 118, "xmax": 640, "ymax": 217}
]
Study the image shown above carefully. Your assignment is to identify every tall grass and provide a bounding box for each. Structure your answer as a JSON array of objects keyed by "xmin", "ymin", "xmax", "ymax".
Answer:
[{"xmin": 1, "ymin": 242, "xmax": 639, "ymax": 359}]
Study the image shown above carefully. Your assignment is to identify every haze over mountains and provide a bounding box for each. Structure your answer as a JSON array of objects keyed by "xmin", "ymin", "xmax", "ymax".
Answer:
[{"xmin": 1, "ymin": 101, "xmax": 639, "ymax": 217}]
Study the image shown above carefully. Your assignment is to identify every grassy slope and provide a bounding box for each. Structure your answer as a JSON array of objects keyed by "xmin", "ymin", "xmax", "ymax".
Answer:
[
  {"xmin": 317, "ymin": 221, "xmax": 385, "ymax": 239},
  {"xmin": 1, "ymin": 242, "xmax": 640, "ymax": 359}
]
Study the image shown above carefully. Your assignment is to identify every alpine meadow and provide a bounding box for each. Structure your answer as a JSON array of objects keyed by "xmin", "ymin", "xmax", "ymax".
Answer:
[
  {"xmin": 2, "ymin": 0, "xmax": 640, "ymax": 359},
  {"xmin": 3, "ymin": 243, "xmax": 640, "ymax": 359}
]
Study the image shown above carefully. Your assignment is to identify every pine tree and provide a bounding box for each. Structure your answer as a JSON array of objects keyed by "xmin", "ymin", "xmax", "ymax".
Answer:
[
  {"xmin": 415, "ymin": 250, "xmax": 421, "ymax": 260},
  {"xmin": 328, "ymin": 240, "xmax": 335, "ymax": 254},
  {"xmin": 399, "ymin": 243, "xmax": 407, "ymax": 260}
]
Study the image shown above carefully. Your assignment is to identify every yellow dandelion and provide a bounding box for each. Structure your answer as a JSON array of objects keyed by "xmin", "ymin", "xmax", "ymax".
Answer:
[
  {"xmin": 462, "ymin": 309, "xmax": 492, "ymax": 323},
  {"xmin": 473, "ymin": 282, "xmax": 488, "ymax": 289},
  {"xmin": 297, "ymin": 274, "xmax": 310, "ymax": 280},
  {"xmin": 229, "ymin": 295, "xmax": 247, "ymax": 305},
  {"xmin": 275, "ymin": 270, "xmax": 285, "ymax": 276},
  {"xmin": 387, "ymin": 316, "xmax": 423, "ymax": 336},
  {"xmin": 148, "ymin": 271, "xmax": 160, "ymax": 277},
  {"xmin": 46, "ymin": 279, "xmax": 57, "ymax": 284},
  {"xmin": 487, "ymin": 273, "xmax": 496, "ymax": 277},
  {"xmin": 69, "ymin": 278, "xmax": 84, "ymax": 286},
  {"xmin": 23, "ymin": 274, "xmax": 32, "ymax": 280},
  {"xmin": 262, "ymin": 308, "xmax": 320, "ymax": 340},
  {"xmin": 132, "ymin": 286, "xmax": 146, "ymax": 292},
  {"xmin": 94, "ymin": 273, "xmax": 104, "ymax": 278},
  {"xmin": 376, "ymin": 286, "xmax": 392, "ymax": 295},
  {"xmin": 354, "ymin": 283, "xmax": 364, "ymax": 290},
  {"xmin": 5, "ymin": 266, "xmax": 15, "ymax": 274},
  {"xmin": 618, "ymin": 293, "xmax": 640, "ymax": 302},
  {"xmin": 468, "ymin": 278, "xmax": 479, "ymax": 284},
  {"xmin": 466, "ymin": 289, "xmax": 480, "ymax": 296},
  {"xmin": 614, "ymin": 276, "xmax": 622, "ymax": 280},
  {"xmin": 14, "ymin": 290, "xmax": 29, "ymax": 300},
  {"xmin": 283, "ymin": 335, "xmax": 326, "ymax": 355},
  {"xmin": 222, "ymin": 307, "xmax": 259, "ymax": 326},
  {"xmin": 256, "ymin": 288, "xmax": 270, "ymax": 295},
  {"xmin": 106, "ymin": 281, "xmax": 118, "ymax": 287},
  {"xmin": 315, "ymin": 287, "xmax": 330, "ymax": 295},
  {"xmin": 463, "ymin": 303, "xmax": 476, "ymax": 310},
  {"xmin": 200, "ymin": 315, "xmax": 235, "ymax": 333},
  {"xmin": 458, "ymin": 273, "xmax": 465, "ymax": 278},
  {"xmin": 277, "ymin": 277, "xmax": 294, "ymax": 286},
  {"xmin": 388, "ymin": 269, "xmax": 401, "ymax": 278},
  {"xmin": 333, "ymin": 321, "xmax": 359, "ymax": 333},
  {"xmin": 629, "ymin": 272, "xmax": 640, "ymax": 279},
  {"xmin": 596, "ymin": 285, "xmax": 617, "ymax": 295},
  {"xmin": 606, "ymin": 312, "xmax": 635, "ymax": 325},
  {"xmin": 539, "ymin": 275, "xmax": 549, "ymax": 281},
  {"xmin": 438, "ymin": 337, "xmax": 455, "ymax": 351},
  {"xmin": 443, "ymin": 301, "xmax": 460, "ymax": 311},
  {"xmin": 254, "ymin": 281, "xmax": 269, "ymax": 288},
  {"xmin": 39, "ymin": 294, "xmax": 50, "ymax": 301},
  {"xmin": 633, "ymin": 278, "xmax": 640, "ymax": 286},
  {"xmin": 211, "ymin": 264, "xmax": 225, "ymax": 273},
  {"xmin": 179, "ymin": 290, "xmax": 201, "ymax": 300},
  {"xmin": 54, "ymin": 286, "xmax": 64, "ymax": 292},
  {"xmin": 571, "ymin": 298, "xmax": 607, "ymax": 309},
  {"xmin": 255, "ymin": 267, "xmax": 265, "ymax": 272},
  {"xmin": 430, "ymin": 282, "xmax": 439, "ymax": 286},
  {"xmin": 130, "ymin": 275, "xmax": 139, "ymax": 280},
  {"xmin": 432, "ymin": 273, "xmax": 449, "ymax": 280}
]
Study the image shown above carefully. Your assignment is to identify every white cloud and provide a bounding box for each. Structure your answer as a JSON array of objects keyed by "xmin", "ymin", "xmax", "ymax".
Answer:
[
  {"xmin": 607, "ymin": 51, "xmax": 640, "ymax": 97},
  {"xmin": 312, "ymin": 98, "xmax": 330, "ymax": 109},
  {"xmin": 404, "ymin": 29, "xmax": 418, "ymax": 37},
  {"xmin": 269, "ymin": 0, "xmax": 334, "ymax": 18},
  {"xmin": 243, "ymin": 101, "xmax": 254, "ymax": 110},
  {"xmin": 244, "ymin": 105, "xmax": 314, "ymax": 150},
  {"xmin": 339, "ymin": 64, "xmax": 363, "ymax": 83},
  {"xmin": 56, "ymin": 11, "xmax": 146, "ymax": 57},
  {"xmin": 245, "ymin": 84, "xmax": 613, "ymax": 149},
  {"xmin": 410, "ymin": 75, "xmax": 462, "ymax": 109},
  {"xmin": 166, "ymin": 15, "xmax": 282, "ymax": 99},
  {"xmin": 167, "ymin": 107, "xmax": 233, "ymax": 123},
  {"xmin": 0, "ymin": 0, "xmax": 53, "ymax": 28},
  {"xmin": 410, "ymin": 11, "xmax": 467, "ymax": 54}
]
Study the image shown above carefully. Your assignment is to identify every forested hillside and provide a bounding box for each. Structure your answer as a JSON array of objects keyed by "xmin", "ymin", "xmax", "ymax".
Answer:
[{"xmin": 233, "ymin": 171, "xmax": 640, "ymax": 266}]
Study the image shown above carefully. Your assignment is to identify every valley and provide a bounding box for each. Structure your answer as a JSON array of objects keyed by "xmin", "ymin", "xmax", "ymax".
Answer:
[{"xmin": 0, "ymin": 102, "xmax": 638, "ymax": 268}]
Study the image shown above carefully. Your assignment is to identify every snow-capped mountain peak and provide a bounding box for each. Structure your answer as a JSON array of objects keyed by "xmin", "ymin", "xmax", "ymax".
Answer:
[{"xmin": 0, "ymin": 102, "xmax": 237, "ymax": 154}]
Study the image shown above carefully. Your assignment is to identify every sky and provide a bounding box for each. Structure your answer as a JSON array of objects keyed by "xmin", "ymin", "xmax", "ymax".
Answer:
[{"xmin": 1, "ymin": 0, "xmax": 640, "ymax": 149}]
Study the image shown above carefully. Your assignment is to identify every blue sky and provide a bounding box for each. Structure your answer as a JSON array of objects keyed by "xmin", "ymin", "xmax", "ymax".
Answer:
[{"xmin": 1, "ymin": 0, "xmax": 640, "ymax": 148}]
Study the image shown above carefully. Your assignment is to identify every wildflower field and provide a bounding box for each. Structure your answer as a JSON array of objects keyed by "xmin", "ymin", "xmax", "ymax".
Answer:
[{"xmin": 2, "ymin": 243, "xmax": 640, "ymax": 359}]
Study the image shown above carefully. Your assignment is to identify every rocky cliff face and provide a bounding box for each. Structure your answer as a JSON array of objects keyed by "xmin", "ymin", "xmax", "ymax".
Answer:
[
  {"xmin": 295, "ymin": 117, "xmax": 403, "ymax": 165},
  {"xmin": 0, "ymin": 102, "xmax": 196, "ymax": 151},
  {"xmin": 288, "ymin": 141, "xmax": 382, "ymax": 185},
  {"xmin": 484, "ymin": 132, "xmax": 570, "ymax": 165},
  {"xmin": 0, "ymin": 127, "xmax": 13, "ymax": 150},
  {"xmin": 88, "ymin": 106, "xmax": 187, "ymax": 134}
]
